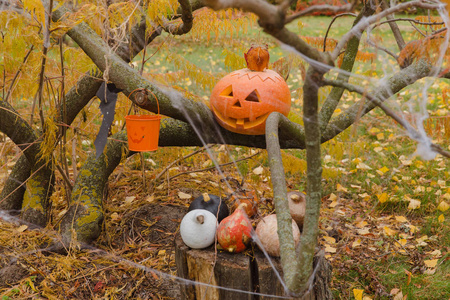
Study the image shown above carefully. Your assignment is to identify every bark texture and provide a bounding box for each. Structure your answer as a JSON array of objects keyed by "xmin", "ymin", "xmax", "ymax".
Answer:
[{"xmin": 59, "ymin": 130, "xmax": 128, "ymax": 245}]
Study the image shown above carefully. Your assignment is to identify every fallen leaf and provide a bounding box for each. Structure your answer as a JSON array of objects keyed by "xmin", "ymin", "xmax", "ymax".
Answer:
[
  {"xmin": 352, "ymin": 239, "xmax": 362, "ymax": 248},
  {"xmin": 253, "ymin": 166, "xmax": 264, "ymax": 175},
  {"xmin": 393, "ymin": 291, "xmax": 404, "ymax": 300},
  {"xmin": 329, "ymin": 193, "xmax": 337, "ymax": 201},
  {"xmin": 353, "ymin": 289, "xmax": 364, "ymax": 300},
  {"xmin": 329, "ymin": 201, "xmax": 338, "ymax": 208},
  {"xmin": 378, "ymin": 166, "xmax": 389, "ymax": 174},
  {"xmin": 16, "ymin": 225, "xmax": 28, "ymax": 233},
  {"xmin": 424, "ymin": 259, "xmax": 438, "ymax": 268},
  {"xmin": 408, "ymin": 199, "xmax": 421, "ymax": 210},
  {"xmin": 178, "ymin": 191, "xmax": 192, "ymax": 199},
  {"xmin": 146, "ymin": 195, "xmax": 155, "ymax": 203},
  {"xmin": 377, "ymin": 193, "xmax": 388, "ymax": 203},
  {"xmin": 357, "ymin": 162, "xmax": 372, "ymax": 170},
  {"xmin": 336, "ymin": 184, "xmax": 348, "ymax": 193},
  {"xmin": 398, "ymin": 239, "xmax": 407, "ymax": 246},
  {"xmin": 429, "ymin": 249, "xmax": 442, "ymax": 257},
  {"xmin": 390, "ymin": 288, "xmax": 400, "ymax": 295},
  {"xmin": 405, "ymin": 269, "xmax": 412, "ymax": 286},
  {"xmin": 323, "ymin": 236, "xmax": 336, "ymax": 244},
  {"xmin": 437, "ymin": 201, "xmax": 449, "ymax": 212},
  {"xmin": 356, "ymin": 221, "xmax": 368, "ymax": 228},
  {"xmin": 383, "ymin": 226, "xmax": 396, "ymax": 236},
  {"xmin": 395, "ymin": 216, "xmax": 408, "ymax": 223},
  {"xmin": 324, "ymin": 245, "xmax": 337, "ymax": 253},
  {"xmin": 357, "ymin": 228, "xmax": 371, "ymax": 235},
  {"xmin": 124, "ymin": 196, "xmax": 135, "ymax": 205},
  {"xmin": 438, "ymin": 214, "xmax": 445, "ymax": 223}
]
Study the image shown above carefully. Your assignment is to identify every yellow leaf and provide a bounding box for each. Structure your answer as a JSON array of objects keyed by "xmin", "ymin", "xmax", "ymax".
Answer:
[
  {"xmin": 437, "ymin": 201, "xmax": 449, "ymax": 212},
  {"xmin": 352, "ymin": 239, "xmax": 362, "ymax": 248},
  {"xmin": 378, "ymin": 166, "xmax": 389, "ymax": 174},
  {"xmin": 408, "ymin": 199, "xmax": 421, "ymax": 210},
  {"xmin": 369, "ymin": 128, "xmax": 380, "ymax": 134},
  {"xmin": 324, "ymin": 245, "xmax": 337, "ymax": 253},
  {"xmin": 408, "ymin": 224, "xmax": 419, "ymax": 234},
  {"xmin": 329, "ymin": 193, "xmax": 337, "ymax": 201},
  {"xmin": 424, "ymin": 259, "xmax": 438, "ymax": 268},
  {"xmin": 398, "ymin": 239, "xmax": 407, "ymax": 246},
  {"xmin": 353, "ymin": 289, "xmax": 364, "ymax": 300},
  {"xmin": 24, "ymin": 0, "xmax": 45, "ymax": 24},
  {"xmin": 178, "ymin": 191, "xmax": 192, "ymax": 199},
  {"xmin": 356, "ymin": 221, "xmax": 368, "ymax": 228},
  {"xmin": 438, "ymin": 214, "xmax": 445, "ymax": 223},
  {"xmin": 383, "ymin": 226, "xmax": 396, "ymax": 236},
  {"xmin": 376, "ymin": 132, "xmax": 385, "ymax": 140},
  {"xmin": 377, "ymin": 193, "xmax": 388, "ymax": 203},
  {"xmin": 16, "ymin": 225, "xmax": 28, "ymax": 233},
  {"xmin": 395, "ymin": 216, "xmax": 408, "ymax": 223},
  {"xmin": 336, "ymin": 184, "xmax": 348, "ymax": 193},
  {"xmin": 323, "ymin": 236, "xmax": 336, "ymax": 244},
  {"xmin": 329, "ymin": 200, "xmax": 338, "ymax": 208}
]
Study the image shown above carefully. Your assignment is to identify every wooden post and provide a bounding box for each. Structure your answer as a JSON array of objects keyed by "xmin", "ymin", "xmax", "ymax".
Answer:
[{"xmin": 175, "ymin": 235, "xmax": 332, "ymax": 300}]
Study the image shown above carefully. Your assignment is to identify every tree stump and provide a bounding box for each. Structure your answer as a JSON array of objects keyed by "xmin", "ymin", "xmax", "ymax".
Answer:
[{"xmin": 175, "ymin": 235, "xmax": 333, "ymax": 300}]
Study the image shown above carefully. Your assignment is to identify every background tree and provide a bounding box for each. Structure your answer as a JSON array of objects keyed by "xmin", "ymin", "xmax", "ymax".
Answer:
[{"xmin": 0, "ymin": 0, "xmax": 449, "ymax": 297}]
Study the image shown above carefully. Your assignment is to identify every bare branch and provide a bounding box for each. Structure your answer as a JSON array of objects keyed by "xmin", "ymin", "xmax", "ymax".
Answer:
[
  {"xmin": 331, "ymin": 0, "xmax": 442, "ymax": 60},
  {"xmin": 161, "ymin": 0, "xmax": 194, "ymax": 35},
  {"xmin": 381, "ymin": 0, "xmax": 406, "ymax": 50},
  {"xmin": 323, "ymin": 13, "xmax": 357, "ymax": 52},
  {"xmin": 286, "ymin": 2, "xmax": 354, "ymax": 24}
]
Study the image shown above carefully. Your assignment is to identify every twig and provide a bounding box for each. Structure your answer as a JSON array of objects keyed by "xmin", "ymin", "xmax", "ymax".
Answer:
[
  {"xmin": 322, "ymin": 78, "xmax": 450, "ymax": 158},
  {"xmin": 286, "ymin": 2, "xmax": 354, "ymax": 24},
  {"xmin": 331, "ymin": 0, "xmax": 441, "ymax": 60},
  {"xmin": 55, "ymin": 164, "xmax": 73, "ymax": 193},
  {"xmin": 168, "ymin": 150, "xmax": 262, "ymax": 181},
  {"xmin": 323, "ymin": 13, "xmax": 357, "ymax": 52},
  {"xmin": 152, "ymin": 145, "xmax": 212, "ymax": 187},
  {"xmin": 35, "ymin": 0, "xmax": 54, "ymax": 129}
]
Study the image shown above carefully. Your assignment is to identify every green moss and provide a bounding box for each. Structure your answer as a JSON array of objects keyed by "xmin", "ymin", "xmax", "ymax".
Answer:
[
  {"xmin": 22, "ymin": 178, "xmax": 46, "ymax": 213},
  {"xmin": 80, "ymin": 169, "xmax": 93, "ymax": 177},
  {"xmin": 76, "ymin": 205, "xmax": 102, "ymax": 227}
]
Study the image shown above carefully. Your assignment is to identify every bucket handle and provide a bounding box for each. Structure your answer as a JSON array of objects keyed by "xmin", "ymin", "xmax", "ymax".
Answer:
[{"xmin": 127, "ymin": 88, "xmax": 160, "ymax": 116}]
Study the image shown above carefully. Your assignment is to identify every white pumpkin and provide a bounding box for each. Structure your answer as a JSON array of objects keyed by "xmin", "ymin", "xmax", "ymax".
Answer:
[
  {"xmin": 255, "ymin": 214, "xmax": 301, "ymax": 257},
  {"xmin": 180, "ymin": 209, "xmax": 218, "ymax": 249}
]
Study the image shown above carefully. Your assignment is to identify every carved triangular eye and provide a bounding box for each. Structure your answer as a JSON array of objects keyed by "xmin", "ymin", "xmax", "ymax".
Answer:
[
  {"xmin": 232, "ymin": 100, "xmax": 241, "ymax": 107},
  {"xmin": 245, "ymin": 90, "xmax": 260, "ymax": 102},
  {"xmin": 220, "ymin": 85, "xmax": 233, "ymax": 98}
]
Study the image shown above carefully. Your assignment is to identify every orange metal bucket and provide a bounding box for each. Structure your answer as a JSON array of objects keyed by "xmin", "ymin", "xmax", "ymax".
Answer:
[{"xmin": 125, "ymin": 115, "xmax": 161, "ymax": 151}]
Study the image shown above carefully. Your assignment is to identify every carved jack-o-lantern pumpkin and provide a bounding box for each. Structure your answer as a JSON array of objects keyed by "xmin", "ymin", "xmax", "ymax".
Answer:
[{"xmin": 210, "ymin": 46, "xmax": 291, "ymax": 135}]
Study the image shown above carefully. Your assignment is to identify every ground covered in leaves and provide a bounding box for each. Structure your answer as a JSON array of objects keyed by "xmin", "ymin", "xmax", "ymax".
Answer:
[{"xmin": 1, "ymin": 128, "xmax": 449, "ymax": 299}]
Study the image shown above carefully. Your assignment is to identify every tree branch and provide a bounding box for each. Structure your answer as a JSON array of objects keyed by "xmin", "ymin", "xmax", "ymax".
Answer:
[
  {"xmin": 265, "ymin": 112, "xmax": 301, "ymax": 294},
  {"xmin": 319, "ymin": 3, "xmax": 375, "ymax": 132},
  {"xmin": 285, "ymin": 2, "xmax": 354, "ymax": 24},
  {"xmin": 321, "ymin": 60, "xmax": 434, "ymax": 143},
  {"xmin": 331, "ymin": 0, "xmax": 441, "ymax": 60},
  {"xmin": 322, "ymin": 77, "xmax": 450, "ymax": 158}
]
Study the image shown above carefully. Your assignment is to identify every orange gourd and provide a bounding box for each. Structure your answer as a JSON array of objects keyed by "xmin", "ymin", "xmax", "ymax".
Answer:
[
  {"xmin": 216, "ymin": 204, "xmax": 253, "ymax": 253},
  {"xmin": 210, "ymin": 46, "xmax": 291, "ymax": 135}
]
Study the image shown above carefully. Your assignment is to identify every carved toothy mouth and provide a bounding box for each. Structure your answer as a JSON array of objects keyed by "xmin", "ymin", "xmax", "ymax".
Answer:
[{"xmin": 212, "ymin": 105, "xmax": 269, "ymax": 130}]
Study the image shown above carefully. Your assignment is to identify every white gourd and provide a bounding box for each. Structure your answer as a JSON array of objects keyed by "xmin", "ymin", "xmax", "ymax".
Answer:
[{"xmin": 180, "ymin": 209, "xmax": 218, "ymax": 249}]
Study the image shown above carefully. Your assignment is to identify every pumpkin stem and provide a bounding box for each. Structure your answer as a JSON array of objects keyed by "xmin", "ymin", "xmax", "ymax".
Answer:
[
  {"xmin": 244, "ymin": 45, "xmax": 269, "ymax": 72},
  {"xmin": 196, "ymin": 214, "xmax": 205, "ymax": 224}
]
